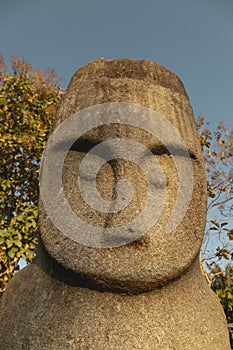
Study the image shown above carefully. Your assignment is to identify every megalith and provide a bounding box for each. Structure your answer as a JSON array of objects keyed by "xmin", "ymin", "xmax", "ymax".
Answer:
[{"xmin": 0, "ymin": 58, "xmax": 230, "ymax": 349}]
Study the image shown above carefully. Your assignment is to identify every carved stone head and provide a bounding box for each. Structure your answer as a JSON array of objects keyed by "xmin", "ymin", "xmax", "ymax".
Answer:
[{"xmin": 39, "ymin": 59, "xmax": 207, "ymax": 293}]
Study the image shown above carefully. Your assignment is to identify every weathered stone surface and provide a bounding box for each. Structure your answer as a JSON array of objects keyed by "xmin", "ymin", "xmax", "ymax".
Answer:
[
  {"xmin": 0, "ymin": 257, "xmax": 229, "ymax": 349},
  {"xmin": 0, "ymin": 58, "xmax": 231, "ymax": 349},
  {"xmin": 39, "ymin": 58, "xmax": 207, "ymax": 292}
]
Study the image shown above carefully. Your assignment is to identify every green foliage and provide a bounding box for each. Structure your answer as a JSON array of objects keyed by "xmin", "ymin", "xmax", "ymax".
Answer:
[
  {"xmin": 207, "ymin": 262, "xmax": 233, "ymax": 346},
  {"xmin": 217, "ymin": 287, "xmax": 233, "ymax": 319},
  {"xmin": 0, "ymin": 55, "xmax": 62, "ymax": 294},
  {"xmin": 208, "ymin": 263, "xmax": 233, "ymax": 320}
]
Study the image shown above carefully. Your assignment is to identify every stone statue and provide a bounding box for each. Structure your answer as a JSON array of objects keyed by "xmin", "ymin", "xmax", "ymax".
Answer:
[{"xmin": 0, "ymin": 59, "xmax": 230, "ymax": 349}]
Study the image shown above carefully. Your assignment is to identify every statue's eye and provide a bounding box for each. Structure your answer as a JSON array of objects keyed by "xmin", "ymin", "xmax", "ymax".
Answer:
[{"xmin": 70, "ymin": 137, "xmax": 99, "ymax": 153}]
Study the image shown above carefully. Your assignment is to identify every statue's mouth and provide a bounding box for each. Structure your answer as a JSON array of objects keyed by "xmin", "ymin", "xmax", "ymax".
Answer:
[{"xmin": 99, "ymin": 232, "xmax": 152, "ymax": 248}]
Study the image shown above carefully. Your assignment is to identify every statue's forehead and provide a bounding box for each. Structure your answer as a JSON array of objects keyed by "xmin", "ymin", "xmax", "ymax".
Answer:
[
  {"xmin": 54, "ymin": 106, "xmax": 201, "ymax": 158},
  {"xmin": 52, "ymin": 60, "xmax": 202, "ymax": 158}
]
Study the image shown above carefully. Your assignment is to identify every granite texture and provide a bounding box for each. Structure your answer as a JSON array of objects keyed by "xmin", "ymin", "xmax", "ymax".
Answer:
[
  {"xmin": 0, "ymin": 257, "xmax": 230, "ymax": 349},
  {"xmin": 40, "ymin": 58, "xmax": 207, "ymax": 292}
]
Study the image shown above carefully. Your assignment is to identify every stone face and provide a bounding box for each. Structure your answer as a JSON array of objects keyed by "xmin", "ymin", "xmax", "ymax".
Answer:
[
  {"xmin": 39, "ymin": 58, "xmax": 207, "ymax": 292},
  {"xmin": 0, "ymin": 58, "xmax": 231, "ymax": 349}
]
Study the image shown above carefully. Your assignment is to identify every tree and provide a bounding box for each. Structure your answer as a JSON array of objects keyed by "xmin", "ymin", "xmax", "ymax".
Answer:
[
  {"xmin": 0, "ymin": 55, "xmax": 62, "ymax": 294},
  {"xmin": 197, "ymin": 116, "xmax": 233, "ymax": 271},
  {"xmin": 197, "ymin": 116, "xmax": 233, "ymax": 346}
]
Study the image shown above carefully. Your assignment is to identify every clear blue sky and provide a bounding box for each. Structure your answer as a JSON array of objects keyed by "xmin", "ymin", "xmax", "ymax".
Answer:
[{"xmin": 1, "ymin": 0, "xmax": 232, "ymax": 127}]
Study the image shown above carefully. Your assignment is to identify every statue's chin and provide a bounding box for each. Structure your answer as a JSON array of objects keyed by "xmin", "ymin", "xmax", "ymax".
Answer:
[{"xmin": 39, "ymin": 202, "xmax": 204, "ymax": 293}]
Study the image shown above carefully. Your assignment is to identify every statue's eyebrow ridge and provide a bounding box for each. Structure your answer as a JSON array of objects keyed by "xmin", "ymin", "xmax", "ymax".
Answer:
[
  {"xmin": 56, "ymin": 138, "xmax": 197, "ymax": 160},
  {"xmin": 149, "ymin": 144, "xmax": 197, "ymax": 159}
]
